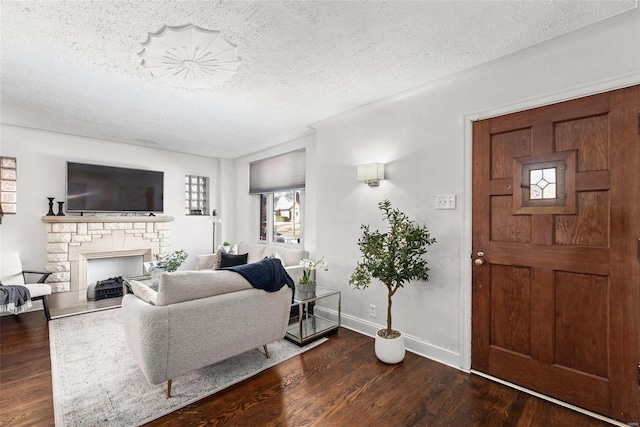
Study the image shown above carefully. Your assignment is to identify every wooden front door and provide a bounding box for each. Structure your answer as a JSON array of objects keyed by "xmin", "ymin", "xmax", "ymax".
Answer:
[{"xmin": 471, "ymin": 85, "xmax": 640, "ymax": 423}]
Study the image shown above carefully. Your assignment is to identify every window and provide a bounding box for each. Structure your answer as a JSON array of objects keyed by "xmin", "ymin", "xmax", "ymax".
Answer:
[
  {"xmin": 250, "ymin": 149, "xmax": 306, "ymax": 245},
  {"xmin": 529, "ymin": 167, "xmax": 557, "ymax": 200},
  {"xmin": 184, "ymin": 175, "xmax": 208, "ymax": 215},
  {"xmin": 512, "ymin": 150, "xmax": 576, "ymax": 215},
  {"xmin": 260, "ymin": 190, "xmax": 303, "ymax": 244},
  {"xmin": 0, "ymin": 157, "xmax": 17, "ymax": 215}
]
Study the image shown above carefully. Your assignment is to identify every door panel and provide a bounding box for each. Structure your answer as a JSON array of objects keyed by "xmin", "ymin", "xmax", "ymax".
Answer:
[
  {"xmin": 555, "ymin": 114, "xmax": 609, "ymax": 171},
  {"xmin": 491, "ymin": 196, "xmax": 531, "ymax": 243},
  {"xmin": 490, "ymin": 265, "xmax": 532, "ymax": 356},
  {"xmin": 472, "ymin": 85, "xmax": 640, "ymax": 423},
  {"xmin": 554, "ymin": 271, "xmax": 608, "ymax": 378},
  {"xmin": 555, "ymin": 191, "xmax": 608, "ymax": 246}
]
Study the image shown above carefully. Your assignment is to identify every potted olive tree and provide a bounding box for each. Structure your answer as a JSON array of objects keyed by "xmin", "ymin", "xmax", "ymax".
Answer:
[{"xmin": 349, "ymin": 200, "xmax": 436, "ymax": 364}]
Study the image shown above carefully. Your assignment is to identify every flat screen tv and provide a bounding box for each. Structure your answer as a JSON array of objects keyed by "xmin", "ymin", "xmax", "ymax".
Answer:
[{"xmin": 66, "ymin": 162, "xmax": 164, "ymax": 213}]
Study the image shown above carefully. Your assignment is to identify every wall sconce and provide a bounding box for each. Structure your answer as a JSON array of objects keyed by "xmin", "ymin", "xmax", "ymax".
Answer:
[
  {"xmin": 357, "ymin": 162, "xmax": 386, "ymax": 187},
  {"xmin": 0, "ymin": 157, "xmax": 17, "ymax": 216}
]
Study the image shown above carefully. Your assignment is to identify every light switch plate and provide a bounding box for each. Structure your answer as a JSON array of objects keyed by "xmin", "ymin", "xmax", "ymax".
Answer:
[{"xmin": 435, "ymin": 194, "xmax": 456, "ymax": 210}]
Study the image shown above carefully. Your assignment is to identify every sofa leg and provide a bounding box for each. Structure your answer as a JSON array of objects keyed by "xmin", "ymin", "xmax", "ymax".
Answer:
[
  {"xmin": 263, "ymin": 344, "xmax": 271, "ymax": 359},
  {"xmin": 166, "ymin": 379, "xmax": 172, "ymax": 399}
]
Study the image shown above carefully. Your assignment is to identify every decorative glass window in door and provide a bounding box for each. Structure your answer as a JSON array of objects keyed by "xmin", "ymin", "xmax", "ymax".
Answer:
[
  {"xmin": 185, "ymin": 175, "xmax": 208, "ymax": 215},
  {"xmin": 513, "ymin": 151, "xmax": 576, "ymax": 215},
  {"xmin": 529, "ymin": 167, "xmax": 557, "ymax": 200}
]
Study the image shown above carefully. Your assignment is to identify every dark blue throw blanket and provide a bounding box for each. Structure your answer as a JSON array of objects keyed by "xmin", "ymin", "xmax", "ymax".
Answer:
[{"xmin": 221, "ymin": 258, "xmax": 294, "ymax": 292}]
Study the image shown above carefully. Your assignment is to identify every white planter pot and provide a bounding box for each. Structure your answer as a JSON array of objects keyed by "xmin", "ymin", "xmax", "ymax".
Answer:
[{"xmin": 374, "ymin": 329, "xmax": 405, "ymax": 364}]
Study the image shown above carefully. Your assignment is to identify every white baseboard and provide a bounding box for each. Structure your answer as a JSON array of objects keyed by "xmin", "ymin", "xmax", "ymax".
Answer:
[{"xmin": 336, "ymin": 310, "xmax": 463, "ymax": 370}]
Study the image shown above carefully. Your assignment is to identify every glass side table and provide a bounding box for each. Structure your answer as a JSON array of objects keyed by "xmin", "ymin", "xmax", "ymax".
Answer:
[{"xmin": 286, "ymin": 287, "xmax": 341, "ymax": 346}]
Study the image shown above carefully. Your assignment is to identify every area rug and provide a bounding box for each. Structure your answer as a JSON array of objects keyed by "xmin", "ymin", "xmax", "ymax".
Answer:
[{"xmin": 50, "ymin": 308, "xmax": 326, "ymax": 426}]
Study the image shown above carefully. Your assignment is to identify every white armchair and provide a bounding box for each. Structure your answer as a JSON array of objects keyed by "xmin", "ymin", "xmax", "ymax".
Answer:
[{"xmin": 0, "ymin": 251, "xmax": 52, "ymax": 320}]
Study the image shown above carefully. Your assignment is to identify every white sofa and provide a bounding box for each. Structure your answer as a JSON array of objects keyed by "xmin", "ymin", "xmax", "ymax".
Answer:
[
  {"xmin": 122, "ymin": 242, "xmax": 306, "ymax": 397},
  {"xmin": 122, "ymin": 268, "xmax": 292, "ymax": 397}
]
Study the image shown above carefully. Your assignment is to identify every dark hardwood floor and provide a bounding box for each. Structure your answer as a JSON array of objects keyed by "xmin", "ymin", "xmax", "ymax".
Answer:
[
  {"xmin": 0, "ymin": 311, "xmax": 54, "ymax": 426},
  {"xmin": 1, "ymin": 310, "xmax": 613, "ymax": 426}
]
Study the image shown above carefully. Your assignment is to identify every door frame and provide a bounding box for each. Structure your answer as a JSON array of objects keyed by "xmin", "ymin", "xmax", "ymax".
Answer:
[{"xmin": 460, "ymin": 72, "xmax": 640, "ymax": 372}]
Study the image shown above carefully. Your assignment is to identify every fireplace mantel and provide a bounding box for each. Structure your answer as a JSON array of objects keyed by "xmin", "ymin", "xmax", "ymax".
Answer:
[{"xmin": 42, "ymin": 215, "xmax": 174, "ymax": 223}]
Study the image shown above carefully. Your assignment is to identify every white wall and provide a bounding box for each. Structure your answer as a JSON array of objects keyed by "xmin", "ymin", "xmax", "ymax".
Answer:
[
  {"xmin": 0, "ymin": 125, "xmax": 227, "ymax": 273},
  {"xmin": 309, "ymin": 8, "xmax": 640, "ymax": 369}
]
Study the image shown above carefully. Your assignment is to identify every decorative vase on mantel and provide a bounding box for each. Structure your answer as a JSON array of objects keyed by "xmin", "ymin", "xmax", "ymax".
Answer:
[{"xmin": 46, "ymin": 197, "xmax": 56, "ymax": 216}]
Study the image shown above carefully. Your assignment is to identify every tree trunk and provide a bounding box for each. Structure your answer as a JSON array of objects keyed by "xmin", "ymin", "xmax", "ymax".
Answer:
[{"xmin": 386, "ymin": 287, "xmax": 393, "ymax": 337}]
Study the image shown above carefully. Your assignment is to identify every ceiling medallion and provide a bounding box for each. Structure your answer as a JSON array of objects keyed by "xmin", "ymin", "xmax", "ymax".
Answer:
[{"xmin": 139, "ymin": 23, "xmax": 241, "ymax": 89}]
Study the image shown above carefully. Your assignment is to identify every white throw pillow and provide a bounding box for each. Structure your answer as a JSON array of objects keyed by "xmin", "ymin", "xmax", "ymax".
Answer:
[
  {"xmin": 274, "ymin": 251, "xmax": 285, "ymax": 267},
  {"xmin": 211, "ymin": 247, "xmax": 224, "ymax": 269},
  {"xmin": 281, "ymin": 248, "xmax": 305, "ymax": 267},
  {"xmin": 130, "ymin": 280, "xmax": 157, "ymax": 305}
]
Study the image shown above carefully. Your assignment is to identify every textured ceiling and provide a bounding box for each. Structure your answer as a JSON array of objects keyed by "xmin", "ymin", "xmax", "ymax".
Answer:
[{"xmin": 0, "ymin": 1, "xmax": 636, "ymax": 159}]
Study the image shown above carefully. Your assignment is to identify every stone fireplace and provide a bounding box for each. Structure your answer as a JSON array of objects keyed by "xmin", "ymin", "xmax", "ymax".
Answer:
[{"xmin": 42, "ymin": 215, "xmax": 173, "ymax": 308}]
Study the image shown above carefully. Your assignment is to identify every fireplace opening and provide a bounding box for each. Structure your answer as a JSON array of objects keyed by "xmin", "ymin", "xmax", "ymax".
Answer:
[
  {"xmin": 94, "ymin": 277, "xmax": 125, "ymax": 301},
  {"xmin": 87, "ymin": 255, "xmax": 145, "ymax": 300}
]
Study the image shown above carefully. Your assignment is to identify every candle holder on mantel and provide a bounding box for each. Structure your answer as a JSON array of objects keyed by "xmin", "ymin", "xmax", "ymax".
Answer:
[
  {"xmin": 56, "ymin": 201, "xmax": 65, "ymax": 216},
  {"xmin": 46, "ymin": 197, "xmax": 56, "ymax": 216}
]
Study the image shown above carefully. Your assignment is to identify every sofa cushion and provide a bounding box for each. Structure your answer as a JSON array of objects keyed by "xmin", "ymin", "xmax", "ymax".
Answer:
[
  {"xmin": 220, "ymin": 251, "xmax": 248, "ymax": 268},
  {"xmin": 262, "ymin": 246, "xmax": 305, "ymax": 267},
  {"xmin": 156, "ymin": 270, "xmax": 253, "ymax": 306},
  {"xmin": 130, "ymin": 280, "xmax": 157, "ymax": 305},
  {"xmin": 235, "ymin": 242, "xmax": 307, "ymax": 267},
  {"xmin": 282, "ymin": 249, "xmax": 305, "ymax": 267},
  {"xmin": 237, "ymin": 242, "xmax": 266, "ymax": 263}
]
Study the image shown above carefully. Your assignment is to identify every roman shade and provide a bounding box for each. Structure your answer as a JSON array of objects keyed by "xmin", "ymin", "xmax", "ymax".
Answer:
[{"xmin": 249, "ymin": 149, "xmax": 306, "ymax": 194}]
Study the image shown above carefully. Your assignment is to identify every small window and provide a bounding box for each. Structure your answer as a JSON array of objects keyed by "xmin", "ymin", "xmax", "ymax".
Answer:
[
  {"xmin": 260, "ymin": 193, "xmax": 268, "ymax": 241},
  {"xmin": 529, "ymin": 167, "xmax": 557, "ymax": 200},
  {"xmin": 513, "ymin": 151, "xmax": 576, "ymax": 215},
  {"xmin": 259, "ymin": 189, "xmax": 303, "ymax": 244},
  {"xmin": 184, "ymin": 175, "xmax": 208, "ymax": 215}
]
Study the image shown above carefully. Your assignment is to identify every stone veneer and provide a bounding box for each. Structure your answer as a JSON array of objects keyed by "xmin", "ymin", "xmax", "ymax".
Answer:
[{"xmin": 42, "ymin": 216, "xmax": 173, "ymax": 304}]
